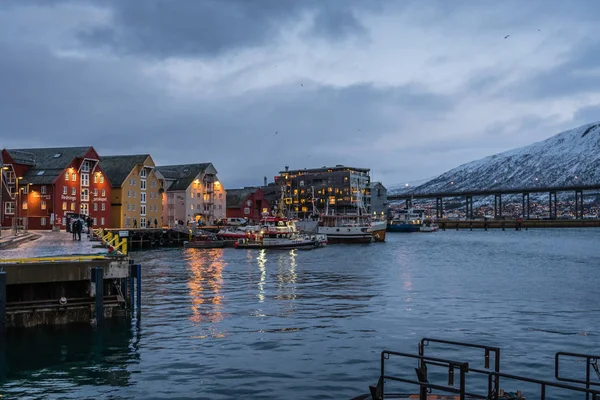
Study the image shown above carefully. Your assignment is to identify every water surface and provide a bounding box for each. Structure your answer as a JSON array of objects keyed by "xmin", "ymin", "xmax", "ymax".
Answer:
[{"xmin": 1, "ymin": 229, "xmax": 599, "ymax": 399}]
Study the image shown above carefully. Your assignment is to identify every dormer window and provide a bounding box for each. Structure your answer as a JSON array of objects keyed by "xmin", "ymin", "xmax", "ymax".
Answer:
[
  {"xmin": 81, "ymin": 161, "xmax": 91, "ymax": 172},
  {"xmin": 140, "ymin": 168, "xmax": 147, "ymax": 178},
  {"xmin": 53, "ymin": 153, "xmax": 62, "ymax": 158}
]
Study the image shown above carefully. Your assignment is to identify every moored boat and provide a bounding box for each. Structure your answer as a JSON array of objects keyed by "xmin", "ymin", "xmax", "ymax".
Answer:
[
  {"xmin": 183, "ymin": 233, "xmax": 225, "ymax": 249},
  {"xmin": 387, "ymin": 208, "xmax": 425, "ymax": 232},
  {"xmin": 419, "ymin": 219, "xmax": 439, "ymax": 232}
]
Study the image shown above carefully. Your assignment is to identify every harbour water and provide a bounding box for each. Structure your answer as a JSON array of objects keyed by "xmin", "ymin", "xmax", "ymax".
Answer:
[{"xmin": 1, "ymin": 229, "xmax": 600, "ymax": 399}]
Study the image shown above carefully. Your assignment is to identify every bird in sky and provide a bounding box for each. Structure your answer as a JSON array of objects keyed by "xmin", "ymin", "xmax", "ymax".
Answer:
[{"xmin": 504, "ymin": 35, "xmax": 510, "ymax": 39}]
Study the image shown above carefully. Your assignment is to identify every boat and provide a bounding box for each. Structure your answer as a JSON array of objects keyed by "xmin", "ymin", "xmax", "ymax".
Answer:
[
  {"xmin": 317, "ymin": 183, "xmax": 385, "ymax": 244},
  {"xmin": 183, "ymin": 233, "xmax": 225, "ymax": 249},
  {"xmin": 215, "ymin": 228, "xmax": 248, "ymax": 240},
  {"xmin": 419, "ymin": 219, "xmax": 439, "ymax": 232},
  {"xmin": 353, "ymin": 337, "xmax": 600, "ymax": 400},
  {"xmin": 387, "ymin": 208, "xmax": 425, "ymax": 232}
]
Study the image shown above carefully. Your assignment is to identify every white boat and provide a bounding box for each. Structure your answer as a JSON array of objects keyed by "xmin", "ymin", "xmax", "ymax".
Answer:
[{"xmin": 419, "ymin": 220, "xmax": 439, "ymax": 232}]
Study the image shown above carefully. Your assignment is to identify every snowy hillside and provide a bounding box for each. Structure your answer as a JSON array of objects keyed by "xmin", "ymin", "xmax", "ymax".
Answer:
[{"xmin": 392, "ymin": 122, "xmax": 600, "ymax": 195}]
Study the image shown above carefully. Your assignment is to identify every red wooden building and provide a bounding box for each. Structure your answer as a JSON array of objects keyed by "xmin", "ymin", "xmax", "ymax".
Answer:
[
  {"xmin": 226, "ymin": 187, "xmax": 271, "ymax": 222},
  {"xmin": 1, "ymin": 147, "xmax": 112, "ymax": 230}
]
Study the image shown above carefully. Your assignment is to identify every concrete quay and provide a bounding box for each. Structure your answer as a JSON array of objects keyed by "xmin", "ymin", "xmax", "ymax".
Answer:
[
  {"xmin": 437, "ymin": 218, "xmax": 600, "ymax": 230},
  {"xmin": 1, "ymin": 231, "xmax": 141, "ymax": 332}
]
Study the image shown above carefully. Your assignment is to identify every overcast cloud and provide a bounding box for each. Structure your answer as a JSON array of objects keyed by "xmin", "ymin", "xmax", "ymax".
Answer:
[{"xmin": 1, "ymin": 0, "xmax": 599, "ymax": 188}]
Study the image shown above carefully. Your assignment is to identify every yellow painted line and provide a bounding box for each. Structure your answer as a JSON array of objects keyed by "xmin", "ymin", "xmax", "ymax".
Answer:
[{"xmin": 0, "ymin": 255, "xmax": 108, "ymax": 263}]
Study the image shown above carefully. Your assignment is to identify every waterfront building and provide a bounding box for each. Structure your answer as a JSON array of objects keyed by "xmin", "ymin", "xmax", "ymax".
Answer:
[
  {"xmin": 226, "ymin": 187, "xmax": 272, "ymax": 222},
  {"xmin": 155, "ymin": 163, "xmax": 226, "ymax": 226},
  {"xmin": 370, "ymin": 182, "xmax": 389, "ymax": 218},
  {"xmin": 0, "ymin": 146, "xmax": 112, "ymax": 230},
  {"xmin": 101, "ymin": 154, "xmax": 164, "ymax": 228},
  {"xmin": 275, "ymin": 165, "xmax": 371, "ymax": 218}
]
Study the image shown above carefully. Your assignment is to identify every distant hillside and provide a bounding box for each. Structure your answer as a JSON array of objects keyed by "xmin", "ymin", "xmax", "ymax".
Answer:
[{"xmin": 391, "ymin": 122, "xmax": 600, "ymax": 195}]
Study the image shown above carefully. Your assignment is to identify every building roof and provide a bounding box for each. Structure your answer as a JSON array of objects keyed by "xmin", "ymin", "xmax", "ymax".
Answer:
[
  {"xmin": 280, "ymin": 165, "xmax": 370, "ymax": 175},
  {"xmin": 5, "ymin": 146, "xmax": 93, "ymax": 185},
  {"xmin": 371, "ymin": 181, "xmax": 387, "ymax": 190},
  {"xmin": 226, "ymin": 187, "xmax": 260, "ymax": 208},
  {"xmin": 155, "ymin": 163, "xmax": 210, "ymax": 191},
  {"xmin": 101, "ymin": 154, "xmax": 150, "ymax": 188}
]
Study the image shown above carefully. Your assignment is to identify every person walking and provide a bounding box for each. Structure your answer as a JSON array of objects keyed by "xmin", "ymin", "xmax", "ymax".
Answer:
[
  {"xmin": 72, "ymin": 218, "xmax": 77, "ymax": 240},
  {"xmin": 133, "ymin": 218, "xmax": 137, "ymax": 229},
  {"xmin": 76, "ymin": 218, "xmax": 82, "ymax": 241}
]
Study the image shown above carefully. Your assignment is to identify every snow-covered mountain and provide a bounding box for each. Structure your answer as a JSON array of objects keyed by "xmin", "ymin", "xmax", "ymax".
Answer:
[{"xmin": 391, "ymin": 122, "xmax": 600, "ymax": 195}]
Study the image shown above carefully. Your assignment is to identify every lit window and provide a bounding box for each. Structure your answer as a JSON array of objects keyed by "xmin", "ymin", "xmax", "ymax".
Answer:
[
  {"xmin": 22, "ymin": 201, "xmax": 27, "ymax": 210},
  {"xmin": 41, "ymin": 201, "xmax": 46, "ymax": 210},
  {"xmin": 99, "ymin": 175, "xmax": 104, "ymax": 183},
  {"xmin": 190, "ymin": 205, "xmax": 194, "ymax": 210},
  {"xmin": 93, "ymin": 174, "xmax": 98, "ymax": 183},
  {"xmin": 70, "ymin": 203, "xmax": 75, "ymax": 211},
  {"xmin": 80, "ymin": 203, "xmax": 89, "ymax": 215},
  {"xmin": 65, "ymin": 172, "xmax": 70, "ymax": 181},
  {"xmin": 62, "ymin": 202, "xmax": 67, "ymax": 210},
  {"xmin": 71, "ymin": 173, "xmax": 76, "ymax": 181}
]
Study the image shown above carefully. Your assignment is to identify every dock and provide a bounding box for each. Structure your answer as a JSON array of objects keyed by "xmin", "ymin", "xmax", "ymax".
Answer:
[
  {"xmin": 437, "ymin": 218, "xmax": 600, "ymax": 230},
  {"xmin": 94, "ymin": 226, "xmax": 222, "ymax": 251},
  {"xmin": 0, "ymin": 235, "xmax": 141, "ymax": 332}
]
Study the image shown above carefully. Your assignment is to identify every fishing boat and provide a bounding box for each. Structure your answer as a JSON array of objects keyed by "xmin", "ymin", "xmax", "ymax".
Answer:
[
  {"xmin": 353, "ymin": 337, "xmax": 600, "ymax": 400},
  {"xmin": 387, "ymin": 208, "xmax": 425, "ymax": 232}
]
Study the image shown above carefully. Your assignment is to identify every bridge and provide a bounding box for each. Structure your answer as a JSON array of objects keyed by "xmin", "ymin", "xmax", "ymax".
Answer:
[{"xmin": 387, "ymin": 183, "xmax": 600, "ymax": 219}]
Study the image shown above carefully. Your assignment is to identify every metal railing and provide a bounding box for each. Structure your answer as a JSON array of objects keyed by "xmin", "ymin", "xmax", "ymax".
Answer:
[
  {"xmin": 555, "ymin": 351, "xmax": 600, "ymax": 400},
  {"xmin": 370, "ymin": 338, "xmax": 600, "ymax": 400}
]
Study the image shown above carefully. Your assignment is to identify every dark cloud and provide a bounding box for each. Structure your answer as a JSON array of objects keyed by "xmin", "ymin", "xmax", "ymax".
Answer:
[
  {"xmin": 77, "ymin": 0, "xmax": 370, "ymax": 58},
  {"xmin": 0, "ymin": 40, "xmax": 454, "ymax": 188}
]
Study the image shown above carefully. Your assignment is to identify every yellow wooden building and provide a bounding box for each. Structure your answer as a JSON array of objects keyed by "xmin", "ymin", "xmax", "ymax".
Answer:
[{"xmin": 101, "ymin": 154, "xmax": 163, "ymax": 228}]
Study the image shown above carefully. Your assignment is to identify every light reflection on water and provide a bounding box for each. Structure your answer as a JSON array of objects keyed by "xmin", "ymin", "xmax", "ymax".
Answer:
[{"xmin": 1, "ymin": 229, "xmax": 600, "ymax": 399}]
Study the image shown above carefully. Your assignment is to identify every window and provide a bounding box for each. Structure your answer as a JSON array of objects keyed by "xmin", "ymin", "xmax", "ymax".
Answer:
[
  {"xmin": 140, "ymin": 192, "xmax": 146, "ymax": 203},
  {"xmin": 41, "ymin": 186, "xmax": 47, "ymax": 194},
  {"xmin": 71, "ymin": 187, "xmax": 76, "ymax": 195},
  {"xmin": 141, "ymin": 180, "xmax": 146, "ymax": 190},
  {"xmin": 93, "ymin": 174, "xmax": 98, "ymax": 183},
  {"xmin": 132, "ymin": 191, "xmax": 136, "ymax": 198},
  {"xmin": 82, "ymin": 161, "xmax": 91, "ymax": 172},
  {"xmin": 22, "ymin": 185, "xmax": 28, "ymax": 195},
  {"xmin": 81, "ymin": 188, "xmax": 89, "ymax": 202},
  {"xmin": 196, "ymin": 204, "xmax": 201, "ymax": 210},
  {"xmin": 6, "ymin": 171, "xmax": 15, "ymax": 184},
  {"xmin": 22, "ymin": 201, "xmax": 27, "ymax": 210},
  {"xmin": 70, "ymin": 202, "xmax": 76, "ymax": 211},
  {"xmin": 140, "ymin": 217, "xmax": 146, "ymax": 228},
  {"xmin": 4, "ymin": 202, "xmax": 15, "ymax": 215},
  {"xmin": 133, "ymin": 179, "xmax": 136, "ymax": 186},
  {"xmin": 63, "ymin": 186, "xmax": 67, "ymax": 195},
  {"xmin": 141, "ymin": 205, "xmax": 146, "ymax": 216},
  {"xmin": 65, "ymin": 172, "xmax": 70, "ymax": 181},
  {"xmin": 140, "ymin": 169, "xmax": 147, "ymax": 178},
  {"xmin": 127, "ymin": 203, "xmax": 131, "ymax": 211},
  {"xmin": 62, "ymin": 202, "xmax": 67, "ymax": 211},
  {"xmin": 81, "ymin": 173, "xmax": 89, "ymax": 187},
  {"xmin": 151, "ymin": 180, "xmax": 156, "ymax": 187},
  {"xmin": 190, "ymin": 205, "xmax": 194, "ymax": 210},
  {"xmin": 100, "ymin": 217, "xmax": 105, "ymax": 226},
  {"xmin": 101, "ymin": 203, "xmax": 105, "ymax": 211},
  {"xmin": 94, "ymin": 189, "xmax": 98, "ymax": 196},
  {"xmin": 99, "ymin": 175, "xmax": 104, "ymax": 183},
  {"xmin": 94, "ymin": 217, "xmax": 98, "ymax": 225},
  {"xmin": 219, "ymin": 193, "xmax": 222, "ymax": 199},
  {"xmin": 127, "ymin": 190, "xmax": 131, "ymax": 198},
  {"xmin": 190, "ymin": 191, "xmax": 194, "ymax": 199},
  {"xmin": 80, "ymin": 203, "xmax": 89, "ymax": 215},
  {"xmin": 41, "ymin": 201, "xmax": 46, "ymax": 210},
  {"xmin": 101, "ymin": 189, "xmax": 105, "ymax": 197},
  {"xmin": 132, "ymin": 204, "xmax": 136, "ymax": 211},
  {"xmin": 94, "ymin": 203, "xmax": 98, "ymax": 211},
  {"xmin": 41, "ymin": 217, "xmax": 46, "ymax": 226},
  {"xmin": 71, "ymin": 173, "xmax": 76, "ymax": 181}
]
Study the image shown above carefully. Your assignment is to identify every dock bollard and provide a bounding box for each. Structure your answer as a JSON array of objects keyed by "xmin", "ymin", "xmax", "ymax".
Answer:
[
  {"xmin": 92, "ymin": 267, "xmax": 104, "ymax": 326},
  {"xmin": 129, "ymin": 262, "xmax": 135, "ymax": 314},
  {"xmin": 0, "ymin": 271, "xmax": 6, "ymax": 333}
]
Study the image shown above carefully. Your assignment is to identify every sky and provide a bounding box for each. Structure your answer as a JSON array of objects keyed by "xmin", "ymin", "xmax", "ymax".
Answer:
[{"xmin": 1, "ymin": 0, "xmax": 600, "ymax": 189}]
